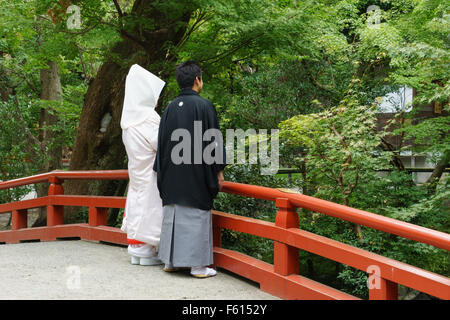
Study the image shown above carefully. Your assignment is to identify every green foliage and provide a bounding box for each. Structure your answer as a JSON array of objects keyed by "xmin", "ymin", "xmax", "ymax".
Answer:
[
  {"xmin": 280, "ymin": 90, "xmax": 392, "ymax": 206},
  {"xmin": 356, "ymin": 0, "xmax": 449, "ymax": 158},
  {"xmin": 0, "ymin": 98, "xmax": 36, "ymax": 203},
  {"xmin": 385, "ymin": 177, "xmax": 450, "ymax": 233},
  {"xmin": 355, "ymin": 170, "xmax": 427, "ymax": 210},
  {"xmin": 217, "ymin": 57, "xmax": 354, "ymax": 130},
  {"xmin": 395, "ymin": 116, "xmax": 450, "ymax": 158},
  {"xmin": 337, "ymin": 266, "xmax": 369, "ymax": 299}
]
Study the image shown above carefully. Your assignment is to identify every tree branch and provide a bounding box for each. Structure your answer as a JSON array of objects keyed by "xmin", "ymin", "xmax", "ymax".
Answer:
[
  {"xmin": 426, "ymin": 150, "xmax": 450, "ymax": 194},
  {"xmin": 347, "ymin": 165, "xmax": 359, "ymax": 195},
  {"xmin": 8, "ymin": 68, "xmax": 40, "ymax": 95},
  {"xmin": 330, "ymin": 124, "xmax": 353, "ymax": 195},
  {"xmin": 199, "ymin": 32, "xmax": 265, "ymax": 65},
  {"xmin": 97, "ymin": 19, "xmax": 149, "ymax": 48},
  {"xmin": 379, "ymin": 137, "xmax": 405, "ymax": 171},
  {"xmin": 316, "ymin": 152, "xmax": 340, "ymax": 184},
  {"xmin": 175, "ymin": 10, "xmax": 211, "ymax": 50},
  {"xmin": 112, "ymin": 0, "xmax": 123, "ymax": 18},
  {"xmin": 303, "ymin": 61, "xmax": 338, "ymax": 94},
  {"xmin": 74, "ymin": 44, "xmax": 89, "ymax": 82},
  {"xmin": 59, "ymin": 22, "xmax": 100, "ymax": 35}
]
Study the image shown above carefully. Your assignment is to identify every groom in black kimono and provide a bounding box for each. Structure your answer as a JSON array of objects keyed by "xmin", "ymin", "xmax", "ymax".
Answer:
[{"xmin": 153, "ymin": 61, "xmax": 227, "ymax": 278}]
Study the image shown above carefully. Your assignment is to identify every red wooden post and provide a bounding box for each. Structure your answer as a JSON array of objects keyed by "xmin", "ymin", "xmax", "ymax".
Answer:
[
  {"xmin": 274, "ymin": 198, "xmax": 299, "ymax": 276},
  {"xmin": 11, "ymin": 209, "xmax": 28, "ymax": 230},
  {"xmin": 369, "ymin": 277, "xmax": 398, "ymax": 300},
  {"xmin": 47, "ymin": 176, "xmax": 64, "ymax": 226},
  {"xmin": 89, "ymin": 207, "xmax": 108, "ymax": 226}
]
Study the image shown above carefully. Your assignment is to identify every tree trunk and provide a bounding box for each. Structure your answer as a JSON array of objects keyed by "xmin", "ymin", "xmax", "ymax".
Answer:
[
  {"xmin": 32, "ymin": 60, "xmax": 64, "ymax": 227},
  {"xmin": 64, "ymin": 1, "xmax": 192, "ymax": 225},
  {"xmin": 353, "ymin": 223, "xmax": 363, "ymax": 244},
  {"xmin": 40, "ymin": 61, "xmax": 64, "ymax": 171},
  {"xmin": 380, "ymin": 137, "xmax": 406, "ymax": 171},
  {"xmin": 300, "ymin": 159, "xmax": 308, "ymax": 195},
  {"xmin": 344, "ymin": 197, "xmax": 363, "ymax": 244},
  {"xmin": 426, "ymin": 150, "xmax": 450, "ymax": 194}
]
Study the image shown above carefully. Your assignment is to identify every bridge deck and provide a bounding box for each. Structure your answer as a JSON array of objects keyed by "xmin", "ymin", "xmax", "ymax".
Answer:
[{"xmin": 0, "ymin": 240, "xmax": 278, "ymax": 300}]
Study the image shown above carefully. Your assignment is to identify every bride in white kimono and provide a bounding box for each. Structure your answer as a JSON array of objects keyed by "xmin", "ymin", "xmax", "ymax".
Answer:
[{"xmin": 120, "ymin": 64, "xmax": 165, "ymax": 265}]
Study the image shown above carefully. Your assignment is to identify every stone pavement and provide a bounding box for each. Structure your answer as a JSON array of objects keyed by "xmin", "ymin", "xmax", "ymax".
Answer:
[{"xmin": 0, "ymin": 240, "xmax": 278, "ymax": 300}]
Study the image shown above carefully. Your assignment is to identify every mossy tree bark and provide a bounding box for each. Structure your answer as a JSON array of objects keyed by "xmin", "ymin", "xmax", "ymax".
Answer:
[
  {"xmin": 33, "ymin": 60, "xmax": 64, "ymax": 227},
  {"xmin": 64, "ymin": 0, "xmax": 193, "ymax": 224}
]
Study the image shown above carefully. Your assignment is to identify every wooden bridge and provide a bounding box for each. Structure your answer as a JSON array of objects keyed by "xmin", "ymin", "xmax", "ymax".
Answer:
[{"xmin": 0, "ymin": 170, "xmax": 449, "ymax": 300}]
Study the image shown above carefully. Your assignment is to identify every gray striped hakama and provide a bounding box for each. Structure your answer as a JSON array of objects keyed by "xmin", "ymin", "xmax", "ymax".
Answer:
[{"xmin": 157, "ymin": 204, "xmax": 213, "ymax": 267}]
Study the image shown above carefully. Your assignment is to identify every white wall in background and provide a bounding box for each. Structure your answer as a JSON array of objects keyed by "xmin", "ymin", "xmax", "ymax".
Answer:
[{"xmin": 378, "ymin": 86, "xmax": 413, "ymax": 113}]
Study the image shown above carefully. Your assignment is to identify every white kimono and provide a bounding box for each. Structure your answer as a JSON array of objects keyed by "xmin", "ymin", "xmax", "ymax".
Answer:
[{"xmin": 120, "ymin": 64, "xmax": 165, "ymax": 257}]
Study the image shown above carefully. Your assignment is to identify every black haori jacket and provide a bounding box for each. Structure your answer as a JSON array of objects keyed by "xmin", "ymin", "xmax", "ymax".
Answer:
[{"xmin": 153, "ymin": 88, "xmax": 227, "ymax": 210}]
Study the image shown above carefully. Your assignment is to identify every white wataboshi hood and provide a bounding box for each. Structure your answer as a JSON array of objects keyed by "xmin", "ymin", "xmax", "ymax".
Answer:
[{"xmin": 120, "ymin": 64, "xmax": 166, "ymax": 129}]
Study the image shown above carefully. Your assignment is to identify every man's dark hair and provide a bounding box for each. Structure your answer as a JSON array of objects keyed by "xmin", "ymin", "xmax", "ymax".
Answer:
[{"xmin": 176, "ymin": 61, "xmax": 202, "ymax": 89}]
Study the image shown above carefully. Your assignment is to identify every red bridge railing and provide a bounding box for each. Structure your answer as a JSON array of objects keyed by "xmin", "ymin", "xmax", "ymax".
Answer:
[{"xmin": 0, "ymin": 170, "xmax": 449, "ymax": 300}]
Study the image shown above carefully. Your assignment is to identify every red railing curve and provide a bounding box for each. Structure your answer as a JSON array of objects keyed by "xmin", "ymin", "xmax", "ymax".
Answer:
[{"xmin": 0, "ymin": 170, "xmax": 449, "ymax": 300}]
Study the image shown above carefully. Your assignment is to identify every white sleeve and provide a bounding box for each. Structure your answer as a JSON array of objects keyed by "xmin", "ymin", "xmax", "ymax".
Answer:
[{"xmin": 148, "ymin": 122, "xmax": 159, "ymax": 152}]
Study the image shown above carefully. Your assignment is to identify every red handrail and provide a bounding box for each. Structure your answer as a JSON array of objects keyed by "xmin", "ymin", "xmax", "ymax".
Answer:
[
  {"xmin": 0, "ymin": 170, "xmax": 129, "ymax": 190},
  {"xmin": 0, "ymin": 172, "xmax": 53, "ymax": 189},
  {"xmin": 221, "ymin": 181, "xmax": 450, "ymax": 251},
  {"xmin": 0, "ymin": 170, "xmax": 449, "ymax": 300}
]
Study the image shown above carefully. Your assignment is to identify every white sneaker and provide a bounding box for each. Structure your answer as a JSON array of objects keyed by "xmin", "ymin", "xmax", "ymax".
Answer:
[
  {"xmin": 128, "ymin": 244, "xmax": 162, "ymax": 266},
  {"xmin": 190, "ymin": 267, "xmax": 217, "ymax": 278},
  {"xmin": 139, "ymin": 256, "xmax": 163, "ymax": 266},
  {"xmin": 130, "ymin": 255, "xmax": 163, "ymax": 266},
  {"xmin": 131, "ymin": 255, "xmax": 140, "ymax": 265}
]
